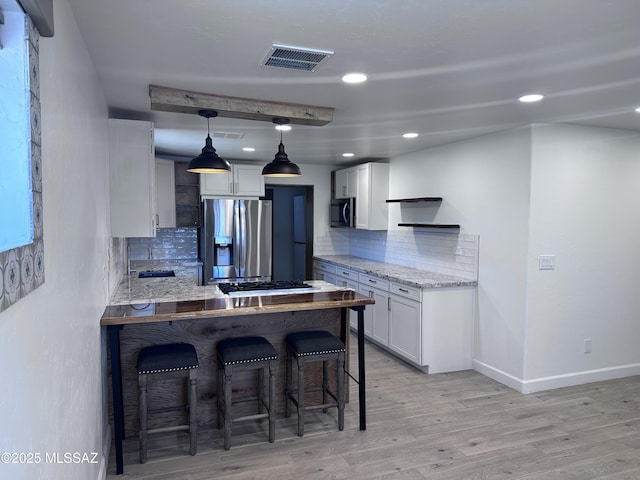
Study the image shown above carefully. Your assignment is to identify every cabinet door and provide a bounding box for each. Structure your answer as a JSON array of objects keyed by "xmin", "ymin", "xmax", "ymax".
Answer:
[
  {"xmin": 368, "ymin": 285, "xmax": 390, "ymax": 344},
  {"xmin": 324, "ymin": 272, "xmax": 337, "ymax": 285},
  {"xmin": 355, "ymin": 164, "xmax": 370, "ymax": 229},
  {"xmin": 358, "ymin": 284, "xmax": 387, "ymax": 338},
  {"xmin": 200, "ymin": 165, "xmax": 265, "ymax": 197},
  {"xmin": 389, "ymin": 290, "xmax": 421, "ymax": 364},
  {"xmin": 174, "ymin": 161, "xmax": 201, "ymax": 227},
  {"xmin": 200, "ymin": 170, "xmax": 233, "ymax": 195},
  {"xmin": 314, "ymin": 260, "xmax": 336, "ymax": 283},
  {"xmin": 335, "ymin": 170, "xmax": 348, "ymax": 199},
  {"xmin": 335, "ymin": 273, "xmax": 358, "ymax": 330},
  {"xmin": 155, "ymin": 158, "xmax": 176, "ymax": 228},
  {"xmin": 358, "ymin": 273, "xmax": 390, "ymax": 336},
  {"xmin": 109, "ymin": 119, "xmax": 156, "ymax": 237},
  {"xmin": 335, "ymin": 168, "xmax": 357, "ymax": 199},
  {"xmin": 233, "ymin": 164, "xmax": 265, "ymax": 197},
  {"xmin": 354, "ymin": 162, "xmax": 389, "ymax": 230}
]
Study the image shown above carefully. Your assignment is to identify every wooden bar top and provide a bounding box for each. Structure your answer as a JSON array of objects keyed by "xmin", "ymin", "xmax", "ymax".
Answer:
[{"xmin": 101, "ymin": 289, "xmax": 374, "ymax": 326}]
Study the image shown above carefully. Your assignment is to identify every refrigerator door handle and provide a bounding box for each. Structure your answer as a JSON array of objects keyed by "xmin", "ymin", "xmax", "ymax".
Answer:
[{"xmin": 234, "ymin": 200, "xmax": 247, "ymax": 278}]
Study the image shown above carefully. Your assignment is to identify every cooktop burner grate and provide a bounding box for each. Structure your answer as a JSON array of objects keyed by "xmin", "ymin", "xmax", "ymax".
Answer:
[{"xmin": 217, "ymin": 280, "xmax": 312, "ymax": 295}]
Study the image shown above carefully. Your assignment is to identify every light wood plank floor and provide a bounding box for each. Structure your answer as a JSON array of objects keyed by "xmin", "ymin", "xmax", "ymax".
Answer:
[{"xmin": 107, "ymin": 335, "xmax": 640, "ymax": 479}]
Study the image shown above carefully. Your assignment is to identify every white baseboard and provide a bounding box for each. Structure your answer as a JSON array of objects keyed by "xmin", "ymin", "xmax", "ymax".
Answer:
[
  {"xmin": 473, "ymin": 360, "xmax": 640, "ymax": 394},
  {"xmin": 472, "ymin": 359, "xmax": 524, "ymax": 392}
]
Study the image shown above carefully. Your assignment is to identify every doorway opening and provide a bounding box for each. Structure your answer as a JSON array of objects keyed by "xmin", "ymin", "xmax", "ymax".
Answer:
[{"xmin": 264, "ymin": 185, "xmax": 314, "ymax": 281}]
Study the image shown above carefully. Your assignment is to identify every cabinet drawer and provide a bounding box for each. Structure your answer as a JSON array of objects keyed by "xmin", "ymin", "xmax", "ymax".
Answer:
[
  {"xmin": 315, "ymin": 262, "xmax": 336, "ymax": 275},
  {"xmin": 336, "ymin": 267, "xmax": 358, "ymax": 279},
  {"xmin": 359, "ymin": 272, "xmax": 390, "ymax": 290},
  {"xmin": 390, "ymin": 282, "xmax": 421, "ymax": 300}
]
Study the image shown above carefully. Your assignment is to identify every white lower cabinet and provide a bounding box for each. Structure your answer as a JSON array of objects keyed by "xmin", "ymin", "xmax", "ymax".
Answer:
[
  {"xmin": 420, "ymin": 287, "xmax": 474, "ymax": 373},
  {"xmin": 335, "ymin": 269, "xmax": 359, "ymax": 333},
  {"xmin": 388, "ymin": 283, "xmax": 422, "ymax": 365},
  {"xmin": 313, "ymin": 258, "xmax": 474, "ymax": 373},
  {"xmin": 359, "ymin": 284, "xmax": 388, "ymax": 342},
  {"xmin": 358, "ymin": 273, "xmax": 390, "ymax": 342},
  {"xmin": 313, "ymin": 260, "xmax": 336, "ymax": 285}
]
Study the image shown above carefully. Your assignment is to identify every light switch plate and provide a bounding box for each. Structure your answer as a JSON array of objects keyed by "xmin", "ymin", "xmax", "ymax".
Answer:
[{"xmin": 539, "ymin": 254, "xmax": 556, "ymax": 270}]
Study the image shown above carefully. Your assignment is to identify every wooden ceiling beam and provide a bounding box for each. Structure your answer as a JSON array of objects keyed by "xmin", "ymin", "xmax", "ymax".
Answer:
[{"xmin": 149, "ymin": 84, "xmax": 333, "ymax": 126}]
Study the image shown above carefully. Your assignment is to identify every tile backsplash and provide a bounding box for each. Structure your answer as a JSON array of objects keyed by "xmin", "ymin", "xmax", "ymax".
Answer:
[
  {"xmin": 128, "ymin": 227, "xmax": 478, "ymax": 280},
  {"xmin": 315, "ymin": 228, "xmax": 479, "ymax": 280},
  {"xmin": 128, "ymin": 228, "xmax": 198, "ymax": 260}
]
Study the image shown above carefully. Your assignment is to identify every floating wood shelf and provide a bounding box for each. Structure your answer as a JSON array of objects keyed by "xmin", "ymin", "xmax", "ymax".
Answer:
[
  {"xmin": 398, "ymin": 223, "xmax": 460, "ymax": 229},
  {"xmin": 386, "ymin": 197, "xmax": 442, "ymax": 203}
]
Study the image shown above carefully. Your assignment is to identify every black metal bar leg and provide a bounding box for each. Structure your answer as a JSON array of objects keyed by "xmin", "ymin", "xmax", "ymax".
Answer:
[
  {"xmin": 108, "ymin": 325, "xmax": 125, "ymax": 475},
  {"xmin": 340, "ymin": 307, "xmax": 347, "ymax": 343},
  {"xmin": 355, "ymin": 306, "xmax": 366, "ymax": 430}
]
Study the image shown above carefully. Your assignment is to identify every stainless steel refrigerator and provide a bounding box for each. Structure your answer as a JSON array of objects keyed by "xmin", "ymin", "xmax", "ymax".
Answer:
[{"xmin": 200, "ymin": 199, "xmax": 272, "ymax": 284}]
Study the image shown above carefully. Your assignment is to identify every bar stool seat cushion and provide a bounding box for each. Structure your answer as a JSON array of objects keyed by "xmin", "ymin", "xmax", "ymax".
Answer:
[
  {"xmin": 286, "ymin": 330, "xmax": 345, "ymax": 356},
  {"xmin": 137, "ymin": 343, "xmax": 199, "ymax": 374},
  {"xmin": 217, "ymin": 336, "xmax": 278, "ymax": 365}
]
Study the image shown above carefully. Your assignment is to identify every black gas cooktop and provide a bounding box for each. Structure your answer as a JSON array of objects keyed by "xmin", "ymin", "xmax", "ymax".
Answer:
[{"xmin": 217, "ymin": 280, "xmax": 312, "ymax": 295}]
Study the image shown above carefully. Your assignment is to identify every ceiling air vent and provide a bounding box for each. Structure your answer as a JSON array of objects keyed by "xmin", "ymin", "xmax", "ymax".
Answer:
[
  {"xmin": 260, "ymin": 43, "xmax": 334, "ymax": 72},
  {"xmin": 212, "ymin": 132, "xmax": 244, "ymax": 140}
]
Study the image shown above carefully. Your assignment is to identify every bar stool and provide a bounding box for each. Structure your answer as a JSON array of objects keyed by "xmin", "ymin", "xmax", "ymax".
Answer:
[
  {"xmin": 136, "ymin": 343, "xmax": 198, "ymax": 464},
  {"xmin": 216, "ymin": 336, "xmax": 278, "ymax": 450},
  {"xmin": 285, "ymin": 330, "xmax": 345, "ymax": 436}
]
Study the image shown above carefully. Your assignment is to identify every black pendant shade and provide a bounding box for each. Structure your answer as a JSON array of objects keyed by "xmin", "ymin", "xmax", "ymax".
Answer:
[
  {"xmin": 187, "ymin": 110, "xmax": 232, "ymax": 173},
  {"xmin": 262, "ymin": 118, "xmax": 301, "ymax": 177}
]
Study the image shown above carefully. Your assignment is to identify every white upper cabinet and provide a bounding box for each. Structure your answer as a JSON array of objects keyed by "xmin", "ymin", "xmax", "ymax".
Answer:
[
  {"xmin": 109, "ymin": 119, "xmax": 157, "ymax": 237},
  {"xmin": 333, "ymin": 162, "xmax": 389, "ymax": 230},
  {"xmin": 200, "ymin": 164, "xmax": 265, "ymax": 198},
  {"xmin": 355, "ymin": 162, "xmax": 389, "ymax": 230},
  {"xmin": 334, "ymin": 167, "xmax": 357, "ymax": 198},
  {"xmin": 155, "ymin": 158, "xmax": 176, "ymax": 228}
]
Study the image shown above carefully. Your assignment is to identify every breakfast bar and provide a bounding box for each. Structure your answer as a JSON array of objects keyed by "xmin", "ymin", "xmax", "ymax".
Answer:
[{"xmin": 101, "ymin": 280, "xmax": 374, "ymax": 475}]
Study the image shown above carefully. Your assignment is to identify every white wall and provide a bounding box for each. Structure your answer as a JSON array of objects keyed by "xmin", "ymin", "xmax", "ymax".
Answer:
[
  {"xmin": 389, "ymin": 128, "xmax": 533, "ymax": 385},
  {"xmin": 0, "ymin": 0, "xmax": 111, "ymax": 478},
  {"xmin": 524, "ymin": 124, "xmax": 640, "ymax": 391},
  {"xmin": 388, "ymin": 124, "xmax": 640, "ymax": 393}
]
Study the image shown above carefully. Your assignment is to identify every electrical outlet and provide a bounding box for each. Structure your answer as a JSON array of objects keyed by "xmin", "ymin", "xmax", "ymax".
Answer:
[
  {"xmin": 584, "ymin": 338, "xmax": 592, "ymax": 354},
  {"xmin": 539, "ymin": 254, "xmax": 556, "ymax": 270}
]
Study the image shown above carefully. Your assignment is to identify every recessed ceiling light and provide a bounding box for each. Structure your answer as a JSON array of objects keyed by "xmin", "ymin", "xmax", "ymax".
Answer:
[
  {"xmin": 342, "ymin": 73, "xmax": 368, "ymax": 84},
  {"xmin": 518, "ymin": 94, "xmax": 544, "ymax": 103},
  {"xmin": 402, "ymin": 132, "xmax": 419, "ymax": 138},
  {"xmin": 635, "ymin": 106, "xmax": 640, "ymax": 113},
  {"xmin": 242, "ymin": 147, "xmax": 255, "ymax": 152},
  {"xmin": 275, "ymin": 124, "xmax": 292, "ymax": 131},
  {"xmin": 342, "ymin": 153, "xmax": 355, "ymax": 157}
]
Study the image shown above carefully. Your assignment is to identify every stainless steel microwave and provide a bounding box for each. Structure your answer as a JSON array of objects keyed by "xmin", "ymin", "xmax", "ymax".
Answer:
[{"xmin": 330, "ymin": 198, "xmax": 355, "ymax": 227}]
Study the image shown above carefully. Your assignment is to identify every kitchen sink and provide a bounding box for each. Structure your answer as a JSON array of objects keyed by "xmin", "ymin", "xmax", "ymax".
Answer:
[{"xmin": 138, "ymin": 270, "xmax": 175, "ymax": 278}]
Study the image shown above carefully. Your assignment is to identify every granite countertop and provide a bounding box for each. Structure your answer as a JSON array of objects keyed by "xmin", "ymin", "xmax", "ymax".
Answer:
[
  {"xmin": 102, "ymin": 283, "xmax": 374, "ymax": 326},
  {"xmin": 314, "ymin": 255, "xmax": 477, "ymax": 289},
  {"xmin": 109, "ymin": 276, "xmax": 346, "ymax": 306}
]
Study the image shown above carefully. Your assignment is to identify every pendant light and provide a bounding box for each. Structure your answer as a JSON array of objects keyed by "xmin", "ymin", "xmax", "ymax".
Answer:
[
  {"xmin": 262, "ymin": 118, "xmax": 301, "ymax": 177},
  {"xmin": 187, "ymin": 110, "xmax": 232, "ymax": 173}
]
